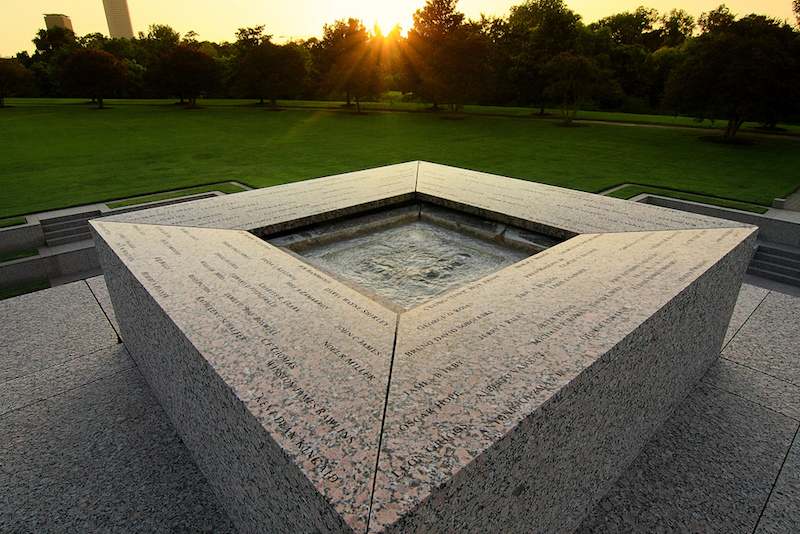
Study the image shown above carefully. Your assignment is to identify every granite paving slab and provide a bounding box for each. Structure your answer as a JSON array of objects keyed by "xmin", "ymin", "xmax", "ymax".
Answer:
[
  {"xmin": 0, "ymin": 281, "xmax": 119, "ymax": 383},
  {"xmin": 0, "ymin": 344, "xmax": 134, "ymax": 416},
  {"xmin": 0, "ymin": 365, "xmax": 235, "ymax": 533},
  {"xmin": 704, "ymin": 357, "xmax": 800, "ymax": 421},
  {"xmin": 86, "ymin": 275, "xmax": 121, "ymax": 338},
  {"xmin": 756, "ymin": 432, "xmax": 800, "ymax": 533},
  {"xmin": 720, "ymin": 291, "xmax": 800, "ymax": 386},
  {"xmin": 575, "ymin": 382, "xmax": 797, "ymax": 534},
  {"xmin": 723, "ymin": 283, "xmax": 770, "ymax": 347}
]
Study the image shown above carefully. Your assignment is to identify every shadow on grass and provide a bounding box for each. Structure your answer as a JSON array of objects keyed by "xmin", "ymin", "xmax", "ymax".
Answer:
[{"xmin": 699, "ymin": 136, "xmax": 756, "ymax": 146}]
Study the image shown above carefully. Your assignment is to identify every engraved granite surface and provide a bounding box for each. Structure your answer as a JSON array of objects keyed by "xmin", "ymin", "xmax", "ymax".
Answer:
[{"xmin": 92, "ymin": 162, "xmax": 757, "ymax": 533}]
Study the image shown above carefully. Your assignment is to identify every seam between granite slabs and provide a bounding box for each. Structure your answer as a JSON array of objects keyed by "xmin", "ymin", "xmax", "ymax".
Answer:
[
  {"xmin": 752, "ymin": 423, "xmax": 800, "ymax": 533},
  {"xmin": 0, "ymin": 365, "xmax": 136, "ymax": 417},
  {"xmin": 0, "ymin": 341, "xmax": 123, "ymax": 385},
  {"xmin": 366, "ymin": 312, "xmax": 402, "ymax": 534},
  {"xmin": 721, "ymin": 290, "xmax": 771, "ymax": 353},
  {"xmin": 701, "ymin": 368, "xmax": 800, "ymax": 423},
  {"xmin": 84, "ymin": 279, "xmax": 123, "ymax": 344},
  {"xmin": 715, "ymin": 355, "xmax": 800, "ymax": 391}
]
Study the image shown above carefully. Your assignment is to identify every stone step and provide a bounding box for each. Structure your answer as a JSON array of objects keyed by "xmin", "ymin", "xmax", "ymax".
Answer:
[
  {"xmin": 747, "ymin": 265, "xmax": 800, "ymax": 286},
  {"xmin": 750, "ymin": 258, "xmax": 800, "ymax": 278},
  {"xmin": 41, "ymin": 219, "xmax": 92, "ymax": 233},
  {"xmin": 44, "ymin": 226, "xmax": 93, "ymax": 241},
  {"xmin": 757, "ymin": 244, "xmax": 800, "ymax": 262},
  {"xmin": 754, "ymin": 250, "xmax": 800, "ymax": 270},
  {"xmin": 39, "ymin": 210, "xmax": 101, "ymax": 227},
  {"xmin": 45, "ymin": 233, "xmax": 94, "ymax": 247},
  {"xmin": 40, "ymin": 211, "xmax": 100, "ymax": 247}
]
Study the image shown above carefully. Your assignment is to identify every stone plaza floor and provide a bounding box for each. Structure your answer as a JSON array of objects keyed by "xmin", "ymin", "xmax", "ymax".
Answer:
[{"xmin": 1, "ymin": 274, "xmax": 798, "ymax": 533}]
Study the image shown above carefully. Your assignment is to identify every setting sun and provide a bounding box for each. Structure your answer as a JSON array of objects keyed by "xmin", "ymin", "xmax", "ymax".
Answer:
[{"xmin": 327, "ymin": 0, "xmax": 417, "ymax": 35}]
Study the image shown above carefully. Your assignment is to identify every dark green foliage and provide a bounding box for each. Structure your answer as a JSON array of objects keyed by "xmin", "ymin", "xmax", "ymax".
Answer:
[
  {"xmin": 4, "ymin": 2, "xmax": 800, "ymax": 132},
  {"xmin": 147, "ymin": 44, "xmax": 222, "ymax": 106},
  {"xmin": 542, "ymin": 52, "xmax": 621, "ymax": 124},
  {"xmin": 664, "ymin": 15, "xmax": 800, "ymax": 140},
  {"xmin": 406, "ymin": 0, "xmax": 491, "ymax": 113},
  {"xmin": 233, "ymin": 41, "xmax": 306, "ymax": 108},
  {"xmin": 506, "ymin": 0, "xmax": 582, "ymax": 112},
  {"xmin": 61, "ymin": 49, "xmax": 129, "ymax": 108},
  {"xmin": 314, "ymin": 19, "xmax": 382, "ymax": 112},
  {"xmin": 0, "ymin": 59, "xmax": 35, "ymax": 106}
]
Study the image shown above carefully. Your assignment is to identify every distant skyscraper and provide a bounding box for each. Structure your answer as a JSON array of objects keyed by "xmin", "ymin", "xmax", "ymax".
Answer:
[
  {"xmin": 44, "ymin": 14, "xmax": 74, "ymax": 32},
  {"xmin": 102, "ymin": 0, "xmax": 134, "ymax": 39}
]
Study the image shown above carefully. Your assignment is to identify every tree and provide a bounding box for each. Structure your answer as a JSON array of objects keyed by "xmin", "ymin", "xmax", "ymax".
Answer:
[
  {"xmin": 698, "ymin": 5, "xmax": 735, "ymax": 34},
  {"xmin": 0, "ymin": 59, "xmax": 35, "ymax": 107},
  {"xmin": 664, "ymin": 14, "xmax": 800, "ymax": 140},
  {"xmin": 29, "ymin": 26, "xmax": 81, "ymax": 96},
  {"xmin": 660, "ymin": 9, "xmax": 696, "ymax": 47},
  {"xmin": 32, "ymin": 26, "xmax": 80, "ymax": 61},
  {"xmin": 506, "ymin": 0, "xmax": 582, "ymax": 112},
  {"xmin": 590, "ymin": 7, "xmax": 661, "ymax": 50},
  {"xmin": 61, "ymin": 49, "xmax": 129, "ymax": 108},
  {"xmin": 233, "ymin": 41, "xmax": 307, "ymax": 108},
  {"xmin": 542, "ymin": 52, "xmax": 620, "ymax": 125},
  {"xmin": 314, "ymin": 18, "xmax": 381, "ymax": 112},
  {"xmin": 406, "ymin": 0, "xmax": 490, "ymax": 112},
  {"xmin": 234, "ymin": 26, "xmax": 269, "ymax": 50},
  {"xmin": 148, "ymin": 44, "xmax": 221, "ymax": 106},
  {"xmin": 135, "ymin": 24, "xmax": 181, "ymax": 70}
]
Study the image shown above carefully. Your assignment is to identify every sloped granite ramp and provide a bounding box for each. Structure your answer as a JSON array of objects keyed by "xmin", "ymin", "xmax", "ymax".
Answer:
[{"xmin": 91, "ymin": 162, "xmax": 757, "ymax": 533}]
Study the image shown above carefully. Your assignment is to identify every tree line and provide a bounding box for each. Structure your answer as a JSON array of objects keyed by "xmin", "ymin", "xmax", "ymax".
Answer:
[{"xmin": 1, "ymin": 0, "xmax": 799, "ymax": 140}]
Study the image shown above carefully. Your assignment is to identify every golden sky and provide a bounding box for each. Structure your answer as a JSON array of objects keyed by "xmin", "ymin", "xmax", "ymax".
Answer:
[{"xmin": 2, "ymin": 0, "xmax": 795, "ymax": 57}]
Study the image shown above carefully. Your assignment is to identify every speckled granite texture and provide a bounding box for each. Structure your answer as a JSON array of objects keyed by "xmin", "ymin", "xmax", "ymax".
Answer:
[
  {"xmin": 0, "ymin": 282, "xmax": 234, "ymax": 533},
  {"xmin": 91, "ymin": 162, "xmax": 758, "ymax": 533},
  {"xmin": 3, "ymin": 279, "xmax": 797, "ymax": 533},
  {"xmin": 576, "ymin": 278, "xmax": 800, "ymax": 534}
]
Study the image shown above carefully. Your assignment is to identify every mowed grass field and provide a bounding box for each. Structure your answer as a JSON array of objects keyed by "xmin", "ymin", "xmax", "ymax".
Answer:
[{"xmin": 1, "ymin": 102, "xmax": 798, "ymax": 219}]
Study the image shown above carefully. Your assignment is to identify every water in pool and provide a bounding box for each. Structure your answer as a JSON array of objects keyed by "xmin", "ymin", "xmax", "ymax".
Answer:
[{"xmin": 299, "ymin": 220, "xmax": 530, "ymax": 308}]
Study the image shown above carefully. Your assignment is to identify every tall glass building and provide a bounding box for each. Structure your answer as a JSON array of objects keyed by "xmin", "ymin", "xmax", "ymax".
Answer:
[{"xmin": 102, "ymin": 0, "xmax": 134, "ymax": 39}]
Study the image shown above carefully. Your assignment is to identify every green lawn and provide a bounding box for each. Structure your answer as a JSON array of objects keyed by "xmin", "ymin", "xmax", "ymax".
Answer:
[
  {"xmin": 1, "ymin": 102, "xmax": 797, "ymax": 218},
  {"xmin": 0, "ymin": 248, "xmax": 38, "ymax": 263},
  {"xmin": 0, "ymin": 216, "xmax": 27, "ymax": 228}
]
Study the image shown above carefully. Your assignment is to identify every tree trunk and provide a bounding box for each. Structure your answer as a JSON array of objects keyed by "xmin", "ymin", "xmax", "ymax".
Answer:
[
  {"xmin": 571, "ymin": 98, "xmax": 580, "ymax": 124},
  {"xmin": 97, "ymin": 95, "xmax": 105, "ymax": 109},
  {"xmin": 271, "ymin": 98, "xmax": 277, "ymax": 110},
  {"xmin": 723, "ymin": 117, "xmax": 745, "ymax": 141}
]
